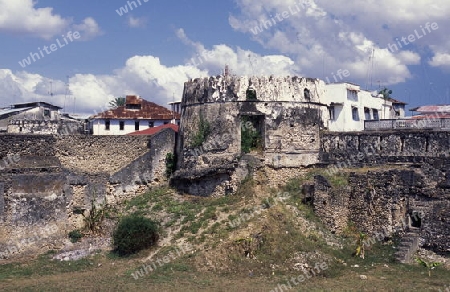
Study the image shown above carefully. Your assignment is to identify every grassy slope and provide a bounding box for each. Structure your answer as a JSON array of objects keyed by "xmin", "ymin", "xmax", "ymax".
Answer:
[{"xmin": 0, "ymin": 169, "xmax": 449, "ymax": 291}]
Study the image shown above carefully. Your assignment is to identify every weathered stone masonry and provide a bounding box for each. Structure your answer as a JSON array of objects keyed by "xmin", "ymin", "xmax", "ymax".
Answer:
[
  {"xmin": 317, "ymin": 131, "xmax": 450, "ymax": 254},
  {"xmin": 0, "ymin": 129, "xmax": 175, "ymax": 258},
  {"xmin": 172, "ymin": 75, "xmax": 326, "ymax": 196}
]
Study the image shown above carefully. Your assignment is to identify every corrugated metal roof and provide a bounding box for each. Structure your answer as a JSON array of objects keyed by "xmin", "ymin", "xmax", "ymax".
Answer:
[
  {"xmin": 91, "ymin": 95, "xmax": 180, "ymax": 120},
  {"xmin": 0, "ymin": 107, "xmax": 33, "ymax": 116},
  {"xmin": 410, "ymin": 105, "xmax": 450, "ymax": 113}
]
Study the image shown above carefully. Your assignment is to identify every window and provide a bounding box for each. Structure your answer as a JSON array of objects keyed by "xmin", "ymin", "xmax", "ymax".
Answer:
[
  {"xmin": 373, "ymin": 109, "xmax": 379, "ymax": 120},
  {"xmin": 304, "ymin": 88, "xmax": 311, "ymax": 101},
  {"xmin": 126, "ymin": 104, "xmax": 142, "ymax": 110},
  {"xmin": 328, "ymin": 106, "xmax": 335, "ymax": 120},
  {"xmin": 105, "ymin": 120, "xmax": 110, "ymax": 130},
  {"xmin": 246, "ymin": 86, "xmax": 257, "ymax": 100},
  {"xmin": 364, "ymin": 107, "xmax": 371, "ymax": 120},
  {"xmin": 163, "ymin": 121, "xmax": 169, "ymax": 125},
  {"xmin": 352, "ymin": 107, "xmax": 359, "ymax": 121},
  {"xmin": 135, "ymin": 121, "xmax": 139, "ymax": 131},
  {"xmin": 148, "ymin": 121, "xmax": 154, "ymax": 128},
  {"xmin": 119, "ymin": 121, "xmax": 124, "ymax": 130},
  {"xmin": 347, "ymin": 90, "xmax": 358, "ymax": 101},
  {"xmin": 43, "ymin": 109, "xmax": 51, "ymax": 118}
]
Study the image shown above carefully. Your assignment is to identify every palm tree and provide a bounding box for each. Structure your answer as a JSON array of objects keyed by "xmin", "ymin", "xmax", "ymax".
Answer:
[
  {"xmin": 109, "ymin": 97, "xmax": 126, "ymax": 108},
  {"xmin": 378, "ymin": 87, "xmax": 393, "ymax": 119}
]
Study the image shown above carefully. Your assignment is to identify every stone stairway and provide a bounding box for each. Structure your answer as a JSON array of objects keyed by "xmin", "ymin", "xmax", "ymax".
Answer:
[{"xmin": 394, "ymin": 228, "xmax": 420, "ymax": 263}]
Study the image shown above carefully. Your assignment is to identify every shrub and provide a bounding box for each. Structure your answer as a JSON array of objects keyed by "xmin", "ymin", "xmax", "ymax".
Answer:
[
  {"xmin": 68, "ymin": 230, "xmax": 83, "ymax": 243},
  {"xmin": 113, "ymin": 213, "xmax": 159, "ymax": 256},
  {"xmin": 83, "ymin": 198, "xmax": 106, "ymax": 234}
]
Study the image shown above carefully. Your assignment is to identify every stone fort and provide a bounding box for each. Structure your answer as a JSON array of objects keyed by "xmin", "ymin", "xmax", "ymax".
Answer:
[{"xmin": 0, "ymin": 75, "xmax": 448, "ymax": 261}]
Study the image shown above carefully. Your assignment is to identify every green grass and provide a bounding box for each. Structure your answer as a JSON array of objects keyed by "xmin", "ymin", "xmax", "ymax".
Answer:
[{"xmin": 0, "ymin": 253, "xmax": 97, "ymax": 280}]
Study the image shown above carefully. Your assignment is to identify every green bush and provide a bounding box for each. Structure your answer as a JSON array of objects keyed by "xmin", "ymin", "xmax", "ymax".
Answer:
[
  {"xmin": 68, "ymin": 230, "xmax": 83, "ymax": 243},
  {"xmin": 113, "ymin": 213, "xmax": 159, "ymax": 256}
]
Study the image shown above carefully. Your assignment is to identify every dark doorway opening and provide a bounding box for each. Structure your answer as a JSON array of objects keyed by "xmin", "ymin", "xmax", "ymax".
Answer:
[
  {"xmin": 241, "ymin": 115, "xmax": 264, "ymax": 153},
  {"xmin": 410, "ymin": 211, "xmax": 422, "ymax": 228}
]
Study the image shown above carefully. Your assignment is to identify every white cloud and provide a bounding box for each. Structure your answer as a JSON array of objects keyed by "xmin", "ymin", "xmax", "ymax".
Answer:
[
  {"xmin": 0, "ymin": 0, "xmax": 68, "ymax": 39},
  {"xmin": 429, "ymin": 53, "xmax": 450, "ymax": 68},
  {"xmin": 0, "ymin": 0, "xmax": 102, "ymax": 40},
  {"xmin": 0, "ymin": 31, "xmax": 299, "ymax": 115},
  {"xmin": 127, "ymin": 16, "xmax": 147, "ymax": 28},
  {"xmin": 72, "ymin": 17, "xmax": 103, "ymax": 41},
  {"xmin": 229, "ymin": 0, "xmax": 450, "ymax": 84}
]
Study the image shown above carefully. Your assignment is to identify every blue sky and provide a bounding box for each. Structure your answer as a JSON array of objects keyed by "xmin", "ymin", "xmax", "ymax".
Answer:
[{"xmin": 0, "ymin": 0, "xmax": 449, "ymax": 114}]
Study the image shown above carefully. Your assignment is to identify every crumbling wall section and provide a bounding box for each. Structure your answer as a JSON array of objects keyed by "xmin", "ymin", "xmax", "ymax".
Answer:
[{"xmin": 0, "ymin": 130, "xmax": 176, "ymax": 259}]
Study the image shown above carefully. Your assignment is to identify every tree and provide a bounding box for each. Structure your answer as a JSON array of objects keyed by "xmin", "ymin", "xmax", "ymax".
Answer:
[
  {"xmin": 378, "ymin": 87, "xmax": 393, "ymax": 118},
  {"xmin": 378, "ymin": 87, "xmax": 393, "ymax": 100},
  {"xmin": 109, "ymin": 97, "xmax": 126, "ymax": 108}
]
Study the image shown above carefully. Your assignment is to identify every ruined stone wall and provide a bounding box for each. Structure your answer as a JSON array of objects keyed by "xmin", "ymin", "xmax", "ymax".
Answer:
[
  {"xmin": 0, "ymin": 129, "xmax": 176, "ymax": 259},
  {"xmin": 56, "ymin": 135, "xmax": 151, "ymax": 174},
  {"xmin": 7, "ymin": 120, "xmax": 84, "ymax": 135},
  {"xmin": 321, "ymin": 131, "xmax": 450, "ymax": 167},
  {"xmin": 312, "ymin": 170, "xmax": 450, "ymax": 253},
  {"xmin": 316, "ymin": 131, "xmax": 450, "ymax": 253},
  {"xmin": 173, "ymin": 76, "xmax": 325, "ymax": 196}
]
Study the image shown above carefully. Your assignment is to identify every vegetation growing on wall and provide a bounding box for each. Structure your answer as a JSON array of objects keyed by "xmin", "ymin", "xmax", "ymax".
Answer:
[
  {"xmin": 191, "ymin": 113, "xmax": 211, "ymax": 147},
  {"xmin": 241, "ymin": 116, "xmax": 263, "ymax": 153},
  {"xmin": 81, "ymin": 197, "xmax": 107, "ymax": 235},
  {"xmin": 165, "ymin": 152, "xmax": 176, "ymax": 177}
]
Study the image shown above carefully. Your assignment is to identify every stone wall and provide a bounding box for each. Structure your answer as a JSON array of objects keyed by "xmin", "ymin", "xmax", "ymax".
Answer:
[
  {"xmin": 321, "ymin": 131, "xmax": 450, "ymax": 167},
  {"xmin": 173, "ymin": 76, "xmax": 325, "ymax": 196},
  {"xmin": 0, "ymin": 129, "xmax": 176, "ymax": 259},
  {"xmin": 8, "ymin": 120, "xmax": 84, "ymax": 135},
  {"xmin": 316, "ymin": 131, "xmax": 450, "ymax": 254}
]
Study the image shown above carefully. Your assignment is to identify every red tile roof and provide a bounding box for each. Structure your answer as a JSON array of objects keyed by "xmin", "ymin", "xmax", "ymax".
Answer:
[
  {"xmin": 127, "ymin": 123, "xmax": 179, "ymax": 136},
  {"xmin": 92, "ymin": 95, "xmax": 180, "ymax": 120}
]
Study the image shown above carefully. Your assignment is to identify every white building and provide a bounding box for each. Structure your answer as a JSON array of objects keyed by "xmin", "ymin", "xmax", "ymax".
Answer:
[
  {"xmin": 90, "ymin": 95, "xmax": 180, "ymax": 135},
  {"xmin": 321, "ymin": 83, "xmax": 406, "ymax": 131}
]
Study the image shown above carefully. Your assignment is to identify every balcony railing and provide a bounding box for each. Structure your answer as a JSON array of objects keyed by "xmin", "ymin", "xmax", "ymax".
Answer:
[{"xmin": 364, "ymin": 119, "xmax": 450, "ymax": 130}]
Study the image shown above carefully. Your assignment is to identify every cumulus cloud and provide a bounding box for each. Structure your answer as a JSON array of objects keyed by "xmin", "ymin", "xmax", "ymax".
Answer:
[
  {"xmin": 0, "ymin": 0, "xmax": 68, "ymax": 39},
  {"xmin": 0, "ymin": 0, "xmax": 102, "ymax": 40},
  {"xmin": 0, "ymin": 29, "xmax": 301, "ymax": 115},
  {"xmin": 176, "ymin": 29, "xmax": 299, "ymax": 76},
  {"xmin": 0, "ymin": 54, "xmax": 209, "ymax": 114},
  {"xmin": 229, "ymin": 0, "xmax": 450, "ymax": 84}
]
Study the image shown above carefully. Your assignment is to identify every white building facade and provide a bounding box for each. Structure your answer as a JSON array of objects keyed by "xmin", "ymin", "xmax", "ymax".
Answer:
[
  {"xmin": 90, "ymin": 95, "xmax": 180, "ymax": 135},
  {"xmin": 321, "ymin": 83, "xmax": 405, "ymax": 131}
]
